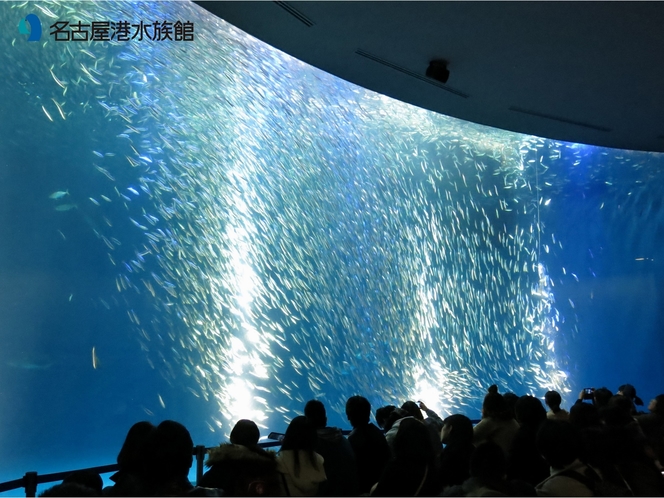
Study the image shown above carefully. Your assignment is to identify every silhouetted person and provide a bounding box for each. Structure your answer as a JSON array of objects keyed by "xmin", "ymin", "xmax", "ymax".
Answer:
[
  {"xmin": 375, "ymin": 405, "xmax": 396, "ymax": 430},
  {"xmin": 601, "ymin": 399, "xmax": 664, "ymax": 495},
  {"xmin": 507, "ymin": 395, "xmax": 549, "ymax": 486},
  {"xmin": 617, "ymin": 383, "xmax": 644, "ymax": 415},
  {"xmin": 503, "ymin": 392, "xmax": 519, "ymax": 420},
  {"xmin": 383, "ymin": 407, "xmax": 409, "ymax": 435},
  {"xmin": 64, "ymin": 471, "xmax": 103, "ymax": 496},
  {"xmin": 545, "ymin": 390, "xmax": 569, "ymax": 421},
  {"xmin": 473, "ymin": 391, "xmax": 519, "ymax": 456},
  {"xmin": 638, "ymin": 394, "xmax": 664, "ymax": 466},
  {"xmin": 576, "ymin": 387, "xmax": 613, "ymax": 409},
  {"xmin": 103, "ymin": 421, "xmax": 155, "ymax": 496},
  {"xmin": 230, "ymin": 419, "xmax": 260, "ymax": 446},
  {"xmin": 416, "ymin": 401, "xmax": 445, "ymax": 458},
  {"xmin": 438, "ymin": 414, "xmax": 475, "ymax": 491},
  {"xmin": 371, "ymin": 417, "xmax": 440, "ymax": 496},
  {"xmin": 40, "ymin": 483, "xmax": 100, "ymax": 497},
  {"xmin": 443, "ymin": 441, "xmax": 534, "ymax": 496},
  {"xmin": 304, "ymin": 399, "xmax": 358, "ymax": 496},
  {"xmin": 200, "ymin": 419, "xmax": 281, "ymax": 496},
  {"xmin": 276, "ymin": 416, "xmax": 326, "ymax": 496},
  {"xmin": 536, "ymin": 420, "xmax": 602, "ymax": 496},
  {"xmin": 346, "ymin": 396, "xmax": 391, "ymax": 494},
  {"xmin": 144, "ymin": 420, "xmax": 220, "ymax": 496}
]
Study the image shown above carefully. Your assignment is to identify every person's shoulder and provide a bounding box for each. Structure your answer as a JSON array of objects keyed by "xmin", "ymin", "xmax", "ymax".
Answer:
[
  {"xmin": 186, "ymin": 486, "xmax": 224, "ymax": 496},
  {"xmin": 207, "ymin": 443, "xmax": 275, "ymax": 467},
  {"xmin": 365, "ymin": 423, "xmax": 385, "ymax": 435}
]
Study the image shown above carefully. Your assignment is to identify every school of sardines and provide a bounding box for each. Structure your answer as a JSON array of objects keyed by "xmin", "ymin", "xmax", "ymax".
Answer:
[{"xmin": 15, "ymin": 0, "xmax": 660, "ymax": 431}]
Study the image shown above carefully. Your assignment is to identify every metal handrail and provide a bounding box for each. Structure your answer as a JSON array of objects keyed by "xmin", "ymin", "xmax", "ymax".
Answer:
[
  {"xmin": 0, "ymin": 439, "xmax": 286, "ymax": 497},
  {"xmin": 0, "ymin": 423, "xmax": 479, "ymax": 496}
]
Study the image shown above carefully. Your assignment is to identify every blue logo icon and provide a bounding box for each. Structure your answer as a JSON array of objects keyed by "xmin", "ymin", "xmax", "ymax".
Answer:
[{"xmin": 18, "ymin": 13, "xmax": 42, "ymax": 42}]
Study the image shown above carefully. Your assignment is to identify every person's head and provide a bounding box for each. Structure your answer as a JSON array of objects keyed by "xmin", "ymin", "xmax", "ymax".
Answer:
[
  {"xmin": 617, "ymin": 384, "xmax": 644, "ymax": 406},
  {"xmin": 393, "ymin": 417, "xmax": 434, "ymax": 463},
  {"xmin": 569, "ymin": 402, "xmax": 601, "ymax": 429},
  {"xmin": 230, "ymin": 419, "xmax": 260, "ymax": 446},
  {"xmin": 515, "ymin": 395, "xmax": 547, "ymax": 427},
  {"xmin": 384, "ymin": 407, "xmax": 408, "ymax": 432},
  {"xmin": 537, "ymin": 420, "xmax": 582, "ymax": 469},
  {"xmin": 401, "ymin": 401, "xmax": 424, "ymax": 421},
  {"xmin": 346, "ymin": 395, "xmax": 371, "ymax": 428},
  {"xmin": 648, "ymin": 394, "xmax": 664, "ymax": 415},
  {"xmin": 601, "ymin": 397, "xmax": 634, "ymax": 427},
  {"xmin": 62, "ymin": 471, "xmax": 103, "ymax": 496},
  {"xmin": 281, "ymin": 416, "xmax": 317, "ymax": 453},
  {"xmin": 280, "ymin": 416, "xmax": 319, "ymax": 476},
  {"xmin": 593, "ymin": 387, "xmax": 613, "ymax": 408},
  {"xmin": 117, "ymin": 421, "xmax": 156, "ymax": 473},
  {"xmin": 469, "ymin": 442, "xmax": 506, "ymax": 482},
  {"xmin": 304, "ymin": 400, "xmax": 327, "ymax": 429},
  {"xmin": 375, "ymin": 405, "xmax": 396, "ymax": 429},
  {"xmin": 503, "ymin": 392, "xmax": 519, "ymax": 419},
  {"xmin": 225, "ymin": 446, "xmax": 280, "ymax": 497},
  {"xmin": 145, "ymin": 420, "xmax": 194, "ymax": 481},
  {"xmin": 482, "ymin": 392, "xmax": 507, "ymax": 420},
  {"xmin": 545, "ymin": 391, "xmax": 562, "ymax": 410},
  {"xmin": 441, "ymin": 414, "xmax": 473, "ymax": 446}
]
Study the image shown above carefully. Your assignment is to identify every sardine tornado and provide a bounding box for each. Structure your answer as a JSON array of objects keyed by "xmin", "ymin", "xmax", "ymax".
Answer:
[{"xmin": 5, "ymin": 0, "xmax": 589, "ymax": 435}]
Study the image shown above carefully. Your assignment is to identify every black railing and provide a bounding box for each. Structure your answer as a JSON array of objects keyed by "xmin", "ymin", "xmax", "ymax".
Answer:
[
  {"xmin": 0, "ymin": 436, "xmax": 291, "ymax": 497},
  {"xmin": 0, "ymin": 423, "xmax": 480, "ymax": 497}
]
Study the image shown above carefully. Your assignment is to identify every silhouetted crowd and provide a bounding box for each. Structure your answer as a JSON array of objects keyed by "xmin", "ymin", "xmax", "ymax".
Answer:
[{"xmin": 39, "ymin": 383, "xmax": 664, "ymax": 497}]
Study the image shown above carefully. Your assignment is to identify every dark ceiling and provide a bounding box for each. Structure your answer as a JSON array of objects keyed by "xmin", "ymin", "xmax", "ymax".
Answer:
[{"xmin": 194, "ymin": 1, "xmax": 664, "ymax": 153}]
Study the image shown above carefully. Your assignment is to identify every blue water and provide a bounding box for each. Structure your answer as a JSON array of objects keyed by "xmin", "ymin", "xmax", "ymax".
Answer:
[{"xmin": 1, "ymin": 1, "xmax": 663, "ymax": 492}]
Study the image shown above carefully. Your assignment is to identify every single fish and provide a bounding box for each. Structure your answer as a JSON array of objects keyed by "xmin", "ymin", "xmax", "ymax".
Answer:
[
  {"xmin": 92, "ymin": 346, "xmax": 99, "ymax": 369},
  {"xmin": 49, "ymin": 190, "xmax": 69, "ymax": 199},
  {"xmin": 7, "ymin": 360, "xmax": 53, "ymax": 370},
  {"xmin": 55, "ymin": 203, "xmax": 77, "ymax": 211},
  {"xmin": 42, "ymin": 105, "xmax": 53, "ymax": 122}
]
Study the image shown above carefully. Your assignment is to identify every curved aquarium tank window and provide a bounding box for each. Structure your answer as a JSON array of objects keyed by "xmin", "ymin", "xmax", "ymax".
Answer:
[{"xmin": 1, "ymin": 1, "xmax": 663, "ymax": 489}]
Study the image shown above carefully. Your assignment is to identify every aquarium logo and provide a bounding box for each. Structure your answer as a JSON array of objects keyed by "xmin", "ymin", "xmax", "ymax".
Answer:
[{"xmin": 18, "ymin": 13, "xmax": 42, "ymax": 42}]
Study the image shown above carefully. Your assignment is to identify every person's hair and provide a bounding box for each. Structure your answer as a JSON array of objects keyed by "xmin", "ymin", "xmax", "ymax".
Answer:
[
  {"xmin": 384, "ymin": 407, "xmax": 408, "ymax": 432},
  {"xmin": 145, "ymin": 420, "xmax": 194, "ymax": 481},
  {"xmin": 393, "ymin": 418, "xmax": 434, "ymax": 463},
  {"xmin": 515, "ymin": 395, "xmax": 547, "ymax": 427},
  {"xmin": 652, "ymin": 394, "xmax": 664, "ymax": 416},
  {"xmin": 503, "ymin": 392, "xmax": 519, "ymax": 419},
  {"xmin": 482, "ymin": 392, "xmax": 509, "ymax": 420},
  {"xmin": 487, "ymin": 384, "xmax": 499, "ymax": 395},
  {"xmin": 593, "ymin": 387, "xmax": 613, "ymax": 408},
  {"xmin": 442, "ymin": 414, "xmax": 473, "ymax": 446},
  {"xmin": 601, "ymin": 398, "xmax": 634, "ymax": 427},
  {"xmin": 346, "ymin": 396, "xmax": 371, "ymax": 427},
  {"xmin": 569, "ymin": 402, "xmax": 601, "ymax": 429},
  {"xmin": 62, "ymin": 471, "xmax": 102, "ymax": 496},
  {"xmin": 39, "ymin": 483, "xmax": 99, "ymax": 497},
  {"xmin": 280, "ymin": 416, "xmax": 319, "ymax": 477},
  {"xmin": 470, "ymin": 442, "xmax": 506, "ymax": 481},
  {"xmin": 401, "ymin": 401, "xmax": 424, "ymax": 421},
  {"xmin": 304, "ymin": 400, "xmax": 327, "ymax": 429},
  {"xmin": 375, "ymin": 405, "xmax": 396, "ymax": 429},
  {"xmin": 545, "ymin": 391, "xmax": 562, "ymax": 411},
  {"xmin": 230, "ymin": 419, "xmax": 260, "ymax": 446},
  {"xmin": 537, "ymin": 420, "xmax": 581, "ymax": 469},
  {"xmin": 117, "ymin": 421, "xmax": 156, "ymax": 473},
  {"xmin": 220, "ymin": 446, "xmax": 279, "ymax": 496}
]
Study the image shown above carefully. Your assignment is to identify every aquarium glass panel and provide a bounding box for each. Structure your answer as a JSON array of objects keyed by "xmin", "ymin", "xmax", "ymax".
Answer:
[{"xmin": 1, "ymin": 1, "xmax": 663, "ymax": 490}]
